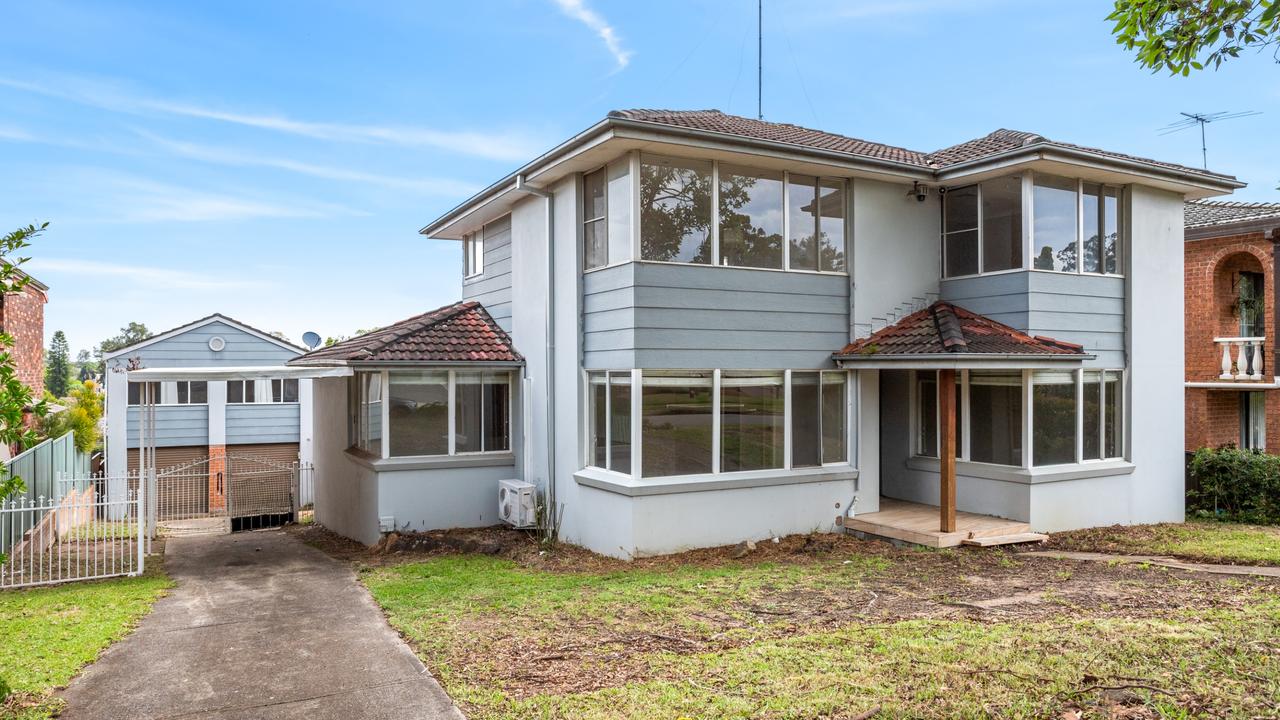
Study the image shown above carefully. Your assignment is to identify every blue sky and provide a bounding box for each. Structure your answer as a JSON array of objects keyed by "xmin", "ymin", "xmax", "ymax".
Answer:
[{"xmin": 2, "ymin": 0, "xmax": 1277, "ymax": 356}]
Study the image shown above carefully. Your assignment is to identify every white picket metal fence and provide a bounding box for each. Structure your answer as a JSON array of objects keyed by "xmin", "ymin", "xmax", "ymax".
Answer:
[{"xmin": 0, "ymin": 487, "xmax": 144, "ymax": 589}]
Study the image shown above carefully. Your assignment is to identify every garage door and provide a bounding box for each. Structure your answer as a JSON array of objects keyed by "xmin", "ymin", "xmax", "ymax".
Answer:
[
  {"xmin": 228, "ymin": 443, "xmax": 300, "ymax": 465},
  {"xmin": 127, "ymin": 445, "xmax": 207, "ymax": 474}
]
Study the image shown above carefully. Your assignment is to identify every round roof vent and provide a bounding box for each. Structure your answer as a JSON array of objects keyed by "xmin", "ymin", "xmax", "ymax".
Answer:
[{"xmin": 208, "ymin": 336, "xmax": 226, "ymax": 352}]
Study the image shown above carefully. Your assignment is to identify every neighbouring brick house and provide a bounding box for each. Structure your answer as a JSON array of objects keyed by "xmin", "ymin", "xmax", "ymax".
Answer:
[
  {"xmin": 1185, "ymin": 200, "xmax": 1280, "ymax": 452},
  {"xmin": 0, "ymin": 271, "xmax": 49, "ymax": 396}
]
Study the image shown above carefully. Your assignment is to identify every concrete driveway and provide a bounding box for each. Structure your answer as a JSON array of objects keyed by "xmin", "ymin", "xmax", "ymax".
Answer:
[{"xmin": 59, "ymin": 530, "xmax": 464, "ymax": 720}]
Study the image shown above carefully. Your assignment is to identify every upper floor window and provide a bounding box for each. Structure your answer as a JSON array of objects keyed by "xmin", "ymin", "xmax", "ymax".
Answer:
[
  {"xmin": 463, "ymin": 229, "xmax": 483, "ymax": 278},
  {"xmin": 227, "ymin": 380, "xmax": 256, "ymax": 404},
  {"xmin": 127, "ymin": 381, "xmax": 160, "ymax": 406},
  {"xmin": 271, "ymin": 378, "xmax": 299, "ymax": 403},
  {"xmin": 942, "ymin": 173, "xmax": 1123, "ymax": 279},
  {"xmin": 943, "ymin": 176, "xmax": 1022, "ymax": 277},
  {"xmin": 635, "ymin": 153, "xmax": 847, "ymax": 273},
  {"xmin": 175, "ymin": 381, "xmax": 207, "ymax": 405}
]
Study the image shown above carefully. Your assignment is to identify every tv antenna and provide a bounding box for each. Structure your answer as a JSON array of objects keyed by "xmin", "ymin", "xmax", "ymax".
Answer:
[
  {"xmin": 757, "ymin": 0, "xmax": 763, "ymax": 120},
  {"xmin": 1159, "ymin": 110, "xmax": 1261, "ymax": 169}
]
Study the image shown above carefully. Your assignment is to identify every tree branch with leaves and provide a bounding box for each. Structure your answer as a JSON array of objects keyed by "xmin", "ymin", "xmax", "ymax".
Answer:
[
  {"xmin": 1109, "ymin": 0, "xmax": 1280, "ymax": 74},
  {"xmin": 0, "ymin": 223, "xmax": 49, "ymax": 502}
]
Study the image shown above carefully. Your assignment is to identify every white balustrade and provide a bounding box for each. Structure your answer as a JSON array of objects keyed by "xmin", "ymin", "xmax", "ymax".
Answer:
[{"xmin": 1214, "ymin": 337, "xmax": 1266, "ymax": 380}]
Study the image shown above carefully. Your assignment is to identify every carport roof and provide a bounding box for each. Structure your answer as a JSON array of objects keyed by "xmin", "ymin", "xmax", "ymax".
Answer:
[{"xmin": 289, "ymin": 301, "xmax": 523, "ymax": 366}]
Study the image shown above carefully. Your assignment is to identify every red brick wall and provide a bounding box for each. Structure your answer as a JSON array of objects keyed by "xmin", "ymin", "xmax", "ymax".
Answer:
[
  {"xmin": 0, "ymin": 284, "xmax": 47, "ymax": 397},
  {"xmin": 1184, "ymin": 231, "xmax": 1280, "ymax": 451}
]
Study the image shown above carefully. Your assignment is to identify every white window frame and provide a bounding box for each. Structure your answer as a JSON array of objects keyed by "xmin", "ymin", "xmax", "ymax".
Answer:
[
  {"xmin": 463, "ymin": 227, "xmax": 484, "ymax": 279},
  {"xmin": 174, "ymin": 380, "xmax": 207, "ymax": 406},
  {"xmin": 634, "ymin": 153, "xmax": 849, "ymax": 276},
  {"xmin": 270, "ymin": 378, "xmax": 300, "ymax": 404},
  {"xmin": 583, "ymin": 165, "xmax": 609, "ymax": 271},
  {"xmin": 587, "ymin": 368, "xmax": 855, "ymax": 479},
  {"xmin": 911, "ymin": 367, "xmax": 1127, "ymax": 469},
  {"xmin": 226, "ymin": 379, "xmax": 256, "ymax": 405},
  {"xmin": 365, "ymin": 368, "xmax": 513, "ymax": 460}
]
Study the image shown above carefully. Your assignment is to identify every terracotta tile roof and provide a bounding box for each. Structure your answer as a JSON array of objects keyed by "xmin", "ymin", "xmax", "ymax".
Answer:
[
  {"xmin": 833, "ymin": 302, "xmax": 1086, "ymax": 360},
  {"xmin": 290, "ymin": 301, "xmax": 522, "ymax": 365},
  {"xmin": 609, "ymin": 110, "xmax": 1235, "ymax": 181},
  {"xmin": 1185, "ymin": 199, "xmax": 1280, "ymax": 229}
]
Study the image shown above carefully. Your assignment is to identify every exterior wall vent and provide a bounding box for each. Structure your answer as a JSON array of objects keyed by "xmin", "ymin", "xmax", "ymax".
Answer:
[{"xmin": 208, "ymin": 336, "xmax": 226, "ymax": 352}]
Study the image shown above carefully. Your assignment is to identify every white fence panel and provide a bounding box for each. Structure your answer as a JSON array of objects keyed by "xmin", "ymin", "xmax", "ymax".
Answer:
[{"xmin": 0, "ymin": 488, "xmax": 143, "ymax": 589}]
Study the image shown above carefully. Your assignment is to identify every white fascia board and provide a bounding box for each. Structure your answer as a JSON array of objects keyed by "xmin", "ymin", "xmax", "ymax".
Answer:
[
  {"xmin": 103, "ymin": 314, "xmax": 305, "ymax": 359},
  {"xmin": 833, "ymin": 354, "xmax": 1092, "ymax": 370},
  {"xmin": 127, "ymin": 366, "xmax": 352, "ymax": 381}
]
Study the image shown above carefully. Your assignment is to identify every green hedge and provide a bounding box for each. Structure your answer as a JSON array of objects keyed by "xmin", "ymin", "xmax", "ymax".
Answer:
[{"xmin": 1187, "ymin": 446, "xmax": 1280, "ymax": 523}]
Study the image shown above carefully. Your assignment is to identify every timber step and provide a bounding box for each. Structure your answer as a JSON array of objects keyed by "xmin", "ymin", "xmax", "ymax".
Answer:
[{"xmin": 960, "ymin": 532, "xmax": 1050, "ymax": 547}]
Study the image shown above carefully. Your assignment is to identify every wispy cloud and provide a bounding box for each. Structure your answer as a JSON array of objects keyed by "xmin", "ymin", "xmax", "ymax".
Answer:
[
  {"xmin": 0, "ymin": 74, "xmax": 544, "ymax": 162},
  {"xmin": 29, "ymin": 258, "xmax": 262, "ymax": 291},
  {"xmin": 0, "ymin": 125, "xmax": 34, "ymax": 142},
  {"xmin": 552, "ymin": 0, "xmax": 632, "ymax": 70},
  {"xmin": 136, "ymin": 131, "xmax": 479, "ymax": 197}
]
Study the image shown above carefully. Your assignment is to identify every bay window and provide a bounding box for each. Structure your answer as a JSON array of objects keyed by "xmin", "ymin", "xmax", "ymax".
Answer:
[
  {"xmin": 641, "ymin": 155, "xmax": 713, "ymax": 264},
  {"xmin": 583, "ymin": 158, "xmax": 635, "ymax": 272},
  {"xmin": 914, "ymin": 368, "xmax": 1125, "ymax": 468},
  {"xmin": 1032, "ymin": 175, "xmax": 1079, "ymax": 272},
  {"xmin": 587, "ymin": 369, "xmax": 851, "ymax": 479},
  {"xmin": 942, "ymin": 177, "xmax": 1022, "ymax": 278},
  {"xmin": 943, "ymin": 185, "xmax": 979, "ymax": 277},
  {"xmin": 350, "ymin": 369, "xmax": 512, "ymax": 458}
]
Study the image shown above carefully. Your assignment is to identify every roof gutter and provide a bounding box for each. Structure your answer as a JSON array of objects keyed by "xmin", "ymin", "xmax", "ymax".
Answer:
[
  {"xmin": 935, "ymin": 144, "xmax": 1244, "ymax": 191},
  {"xmin": 511, "ymin": 174, "xmax": 558, "ymax": 516}
]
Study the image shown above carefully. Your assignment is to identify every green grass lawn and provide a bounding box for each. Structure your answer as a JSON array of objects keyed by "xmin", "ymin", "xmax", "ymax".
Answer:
[
  {"xmin": 1051, "ymin": 521, "xmax": 1280, "ymax": 565},
  {"xmin": 0, "ymin": 566, "xmax": 170, "ymax": 719},
  {"xmin": 359, "ymin": 536, "xmax": 1280, "ymax": 719}
]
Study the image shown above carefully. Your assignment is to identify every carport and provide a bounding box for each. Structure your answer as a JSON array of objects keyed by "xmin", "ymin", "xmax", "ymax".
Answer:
[{"xmin": 125, "ymin": 365, "xmax": 351, "ymax": 541}]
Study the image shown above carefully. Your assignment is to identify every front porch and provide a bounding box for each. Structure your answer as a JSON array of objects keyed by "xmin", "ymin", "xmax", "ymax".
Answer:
[{"xmin": 838, "ymin": 498, "xmax": 1046, "ymax": 548}]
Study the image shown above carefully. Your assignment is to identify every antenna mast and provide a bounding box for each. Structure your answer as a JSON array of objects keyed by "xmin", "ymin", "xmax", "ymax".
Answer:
[
  {"xmin": 1159, "ymin": 110, "xmax": 1261, "ymax": 169},
  {"xmin": 757, "ymin": 0, "xmax": 763, "ymax": 120}
]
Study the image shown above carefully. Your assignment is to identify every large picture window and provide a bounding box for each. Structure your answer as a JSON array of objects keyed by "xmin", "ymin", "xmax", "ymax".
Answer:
[
  {"xmin": 351, "ymin": 369, "xmax": 512, "ymax": 459},
  {"xmin": 1033, "ymin": 174, "xmax": 1079, "ymax": 272},
  {"xmin": 589, "ymin": 369, "xmax": 850, "ymax": 479},
  {"xmin": 942, "ymin": 177, "xmax": 1022, "ymax": 278},
  {"xmin": 968, "ymin": 371, "xmax": 1023, "ymax": 466},
  {"xmin": 1032, "ymin": 371, "xmax": 1077, "ymax": 466}
]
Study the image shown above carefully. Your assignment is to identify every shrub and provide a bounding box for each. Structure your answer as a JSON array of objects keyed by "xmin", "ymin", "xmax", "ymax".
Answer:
[{"xmin": 1187, "ymin": 445, "xmax": 1280, "ymax": 523}]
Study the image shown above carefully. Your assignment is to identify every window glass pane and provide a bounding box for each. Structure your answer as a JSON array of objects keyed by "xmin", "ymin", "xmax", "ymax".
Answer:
[
  {"xmin": 641, "ymin": 371, "xmax": 713, "ymax": 477},
  {"xmin": 607, "ymin": 159, "xmax": 632, "ymax": 266},
  {"xmin": 609, "ymin": 373, "xmax": 632, "ymax": 474},
  {"xmin": 788, "ymin": 174, "xmax": 819, "ymax": 271},
  {"xmin": 1083, "ymin": 371, "xmax": 1101, "ymax": 460},
  {"xmin": 1103, "ymin": 187, "xmax": 1120, "ymax": 274},
  {"xmin": 584, "ymin": 221, "xmax": 607, "ymax": 270},
  {"xmin": 177, "ymin": 382, "xmax": 189, "ymax": 405},
  {"xmin": 1104, "ymin": 370, "xmax": 1122, "ymax": 458},
  {"xmin": 589, "ymin": 373, "xmax": 607, "ymax": 468},
  {"xmin": 227, "ymin": 381, "xmax": 243, "ymax": 404},
  {"xmin": 283, "ymin": 379, "xmax": 298, "ymax": 403},
  {"xmin": 818, "ymin": 179, "xmax": 846, "ymax": 272},
  {"xmin": 969, "ymin": 371, "xmax": 1022, "ymax": 465},
  {"xmin": 463, "ymin": 235, "xmax": 475, "ymax": 277},
  {"xmin": 1033, "ymin": 371, "xmax": 1077, "ymax": 466},
  {"xmin": 945, "ymin": 184, "xmax": 979, "ymax": 233},
  {"xmin": 454, "ymin": 371, "xmax": 483, "ymax": 453},
  {"xmin": 189, "ymin": 381, "xmax": 207, "ymax": 404},
  {"xmin": 719, "ymin": 165, "xmax": 783, "ymax": 270},
  {"xmin": 1082, "ymin": 183, "xmax": 1103, "ymax": 274},
  {"xmin": 945, "ymin": 230, "xmax": 979, "ymax": 278},
  {"xmin": 1032, "ymin": 175, "xmax": 1078, "ymax": 272},
  {"xmin": 821, "ymin": 373, "xmax": 847, "ymax": 463},
  {"xmin": 640, "ymin": 156, "xmax": 712, "ymax": 264},
  {"xmin": 365, "ymin": 373, "xmax": 382, "ymax": 453},
  {"xmin": 720, "ymin": 371, "xmax": 785, "ymax": 472},
  {"xmin": 981, "ymin": 176, "xmax": 1022, "ymax": 272},
  {"xmin": 482, "ymin": 371, "xmax": 511, "ymax": 452},
  {"xmin": 917, "ymin": 373, "xmax": 938, "ymax": 457},
  {"xmin": 584, "ymin": 168, "xmax": 608, "ymax": 270},
  {"xmin": 791, "ymin": 372, "xmax": 822, "ymax": 468},
  {"xmin": 246, "ymin": 381, "xmax": 256, "ymax": 403},
  {"xmin": 388, "ymin": 371, "xmax": 446, "ymax": 457}
]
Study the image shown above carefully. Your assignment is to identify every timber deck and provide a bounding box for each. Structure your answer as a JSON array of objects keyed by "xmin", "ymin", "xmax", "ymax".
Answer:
[{"xmin": 838, "ymin": 498, "xmax": 1047, "ymax": 548}]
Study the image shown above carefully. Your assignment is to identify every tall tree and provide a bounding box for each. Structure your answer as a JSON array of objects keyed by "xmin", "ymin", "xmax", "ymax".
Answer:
[
  {"xmin": 0, "ymin": 224, "xmax": 49, "ymax": 506},
  {"xmin": 75, "ymin": 349, "xmax": 94, "ymax": 381},
  {"xmin": 94, "ymin": 322, "xmax": 152, "ymax": 373},
  {"xmin": 45, "ymin": 330, "xmax": 71, "ymax": 398},
  {"xmin": 1109, "ymin": 0, "xmax": 1280, "ymax": 74}
]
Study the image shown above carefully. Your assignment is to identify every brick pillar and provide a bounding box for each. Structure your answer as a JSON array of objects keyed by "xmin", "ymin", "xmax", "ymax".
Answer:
[{"xmin": 209, "ymin": 444, "xmax": 227, "ymax": 512}]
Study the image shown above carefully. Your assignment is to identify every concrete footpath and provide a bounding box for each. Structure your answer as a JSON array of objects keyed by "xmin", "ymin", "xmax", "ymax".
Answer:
[{"xmin": 60, "ymin": 530, "xmax": 465, "ymax": 720}]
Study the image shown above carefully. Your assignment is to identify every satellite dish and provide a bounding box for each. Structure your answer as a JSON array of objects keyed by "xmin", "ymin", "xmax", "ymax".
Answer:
[{"xmin": 302, "ymin": 331, "xmax": 321, "ymax": 350}]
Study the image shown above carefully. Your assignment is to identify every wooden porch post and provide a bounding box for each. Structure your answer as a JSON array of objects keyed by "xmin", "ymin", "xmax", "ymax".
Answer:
[{"xmin": 939, "ymin": 369, "xmax": 957, "ymax": 533}]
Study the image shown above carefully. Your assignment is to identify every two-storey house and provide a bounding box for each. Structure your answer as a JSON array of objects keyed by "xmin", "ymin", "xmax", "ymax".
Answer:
[
  {"xmin": 295, "ymin": 110, "xmax": 1242, "ymax": 558},
  {"xmin": 1184, "ymin": 200, "xmax": 1280, "ymax": 451}
]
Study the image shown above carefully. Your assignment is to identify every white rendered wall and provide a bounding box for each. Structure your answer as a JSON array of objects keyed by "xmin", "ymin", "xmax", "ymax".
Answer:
[
  {"xmin": 1122, "ymin": 184, "xmax": 1186, "ymax": 525},
  {"xmin": 377, "ymin": 463, "xmax": 518, "ymax": 533},
  {"xmin": 298, "ymin": 378, "xmax": 314, "ymax": 467},
  {"xmin": 310, "ymin": 377, "xmax": 380, "ymax": 544},
  {"xmin": 851, "ymin": 178, "xmax": 941, "ymax": 339}
]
